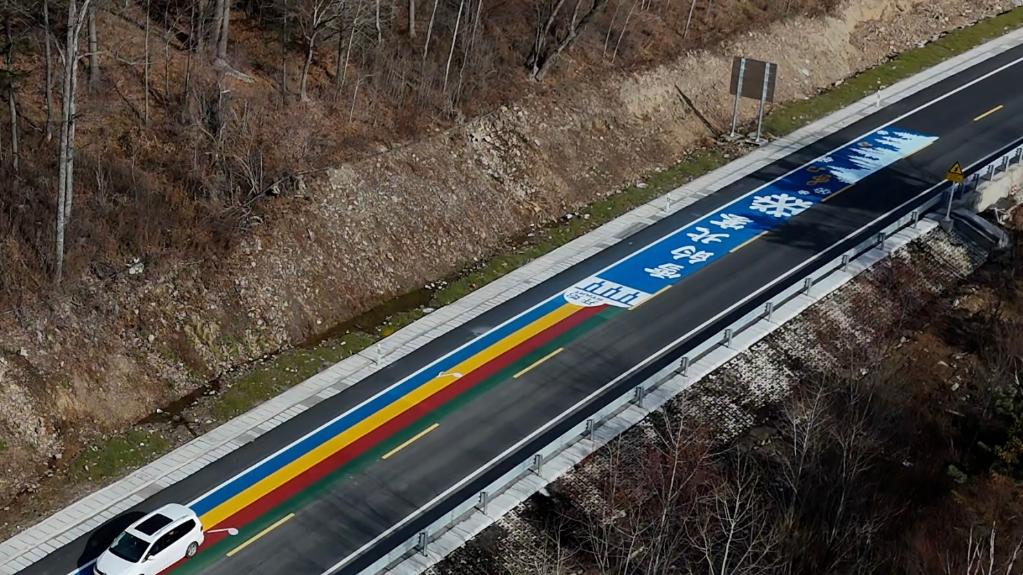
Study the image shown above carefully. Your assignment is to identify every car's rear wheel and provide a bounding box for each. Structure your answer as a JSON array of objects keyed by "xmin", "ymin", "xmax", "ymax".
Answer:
[{"xmin": 186, "ymin": 542, "xmax": 198, "ymax": 558}]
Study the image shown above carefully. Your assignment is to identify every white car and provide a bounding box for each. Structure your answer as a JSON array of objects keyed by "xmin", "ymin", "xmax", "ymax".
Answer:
[{"xmin": 94, "ymin": 504, "xmax": 204, "ymax": 575}]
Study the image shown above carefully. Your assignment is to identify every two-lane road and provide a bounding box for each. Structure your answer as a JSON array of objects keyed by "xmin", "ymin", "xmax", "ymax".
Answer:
[{"xmin": 21, "ymin": 40, "xmax": 1023, "ymax": 575}]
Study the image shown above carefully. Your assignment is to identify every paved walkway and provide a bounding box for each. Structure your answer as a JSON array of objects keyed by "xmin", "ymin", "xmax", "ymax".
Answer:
[{"xmin": 3, "ymin": 25, "xmax": 1022, "ymax": 575}]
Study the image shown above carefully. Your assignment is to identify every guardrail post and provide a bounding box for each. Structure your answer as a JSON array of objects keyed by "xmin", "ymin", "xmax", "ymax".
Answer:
[
  {"xmin": 585, "ymin": 418, "xmax": 595, "ymax": 441},
  {"xmin": 633, "ymin": 385, "xmax": 646, "ymax": 407},
  {"xmin": 723, "ymin": 328, "xmax": 734, "ymax": 348},
  {"xmin": 477, "ymin": 491, "xmax": 488, "ymax": 514},
  {"xmin": 1002, "ymin": 156, "xmax": 1010, "ymax": 172},
  {"xmin": 531, "ymin": 454, "xmax": 543, "ymax": 476},
  {"xmin": 987, "ymin": 165, "xmax": 996, "ymax": 180},
  {"xmin": 679, "ymin": 356, "xmax": 690, "ymax": 376},
  {"xmin": 876, "ymin": 232, "xmax": 886, "ymax": 251},
  {"xmin": 418, "ymin": 531, "xmax": 429, "ymax": 556},
  {"xmin": 764, "ymin": 301, "xmax": 774, "ymax": 322},
  {"xmin": 841, "ymin": 254, "xmax": 850, "ymax": 271},
  {"xmin": 803, "ymin": 277, "xmax": 813, "ymax": 296},
  {"xmin": 911, "ymin": 210, "xmax": 920, "ymax": 228}
]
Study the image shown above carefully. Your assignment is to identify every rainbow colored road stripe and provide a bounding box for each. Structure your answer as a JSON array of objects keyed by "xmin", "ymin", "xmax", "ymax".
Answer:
[
  {"xmin": 187, "ymin": 297, "xmax": 605, "ymax": 538},
  {"xmin": 68, "ymin": 123, "xmax": 939, "ymax": 575}
]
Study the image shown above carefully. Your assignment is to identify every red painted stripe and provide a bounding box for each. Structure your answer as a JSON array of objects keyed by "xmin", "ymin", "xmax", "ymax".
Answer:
[{"xmin": 207, "ymin": 304, "xmax": 604, "ymax": 537}]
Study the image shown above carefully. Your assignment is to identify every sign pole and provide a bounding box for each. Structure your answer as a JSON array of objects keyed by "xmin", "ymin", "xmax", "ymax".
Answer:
[
  {"xmin": 753, "ymin": 63, "xmax": 772, "ymax": 145},
  {"xmin": 945, "ymin": 182, "xmax": 957, "ymax": 221},
  {"xmin": 729, "ymin": 58, "xmax": 746, "ymax": 139}
]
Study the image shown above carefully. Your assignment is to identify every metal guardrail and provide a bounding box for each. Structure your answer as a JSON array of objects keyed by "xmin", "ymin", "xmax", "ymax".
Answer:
[{"xmin": 364, "ymin": 137, "xmax": 1023, "ymax": 573}]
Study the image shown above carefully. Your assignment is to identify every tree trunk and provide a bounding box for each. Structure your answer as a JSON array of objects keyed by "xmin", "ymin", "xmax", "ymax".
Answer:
[
  {"xmin": 682, "ymin": 0, "xmax": 696, "ymax": 39},
  {"xmin": 56, "ymin": 0, "xmax": 90, "ymax": 283},
  {"xmin": 6, "ymin": 15, "xmax": 18, "ymax": 174},
  {"xmin": 87, "ymin": 2, "xmax": 98, "ymax": 89},
  {"xmin": 422, "ymin": 0, "xmax": 438, "ymax": 60},
  {"xmin": 300, "ymin": 34, "xmax": 316, "ymax": 101},
  {"xmin": 442, "ymin": 0, "xmax": 463, "ymax": 94},
  {"xmin": 374, "ymin": 0, "xmax": 381, "ymax": 43},
  {"xmin": 143, "ymin": 0, "xmax": 150, "ymax": 124},
  {"xmin": 216, "ymin": 0, "xmax": 230, "ymax": 61},
  {"xmin": 279, "ymin": 2, "xmax": 287, "ymax": 102},
  {"xmin": 407, "ymin": 0, "xmax": 414, "ymax": 38},
  {"xmin": 43, "ymin": 0, "xmax": 54, "ymax": 141}
]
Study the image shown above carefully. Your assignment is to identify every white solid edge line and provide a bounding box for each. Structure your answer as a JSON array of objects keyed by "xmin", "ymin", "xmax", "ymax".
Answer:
[
  {"xmin": 197, "ymin": 50, "xmax": 1023, "ymax": 513},
  {"xmin": 188, "ymin": 49, "xmax": 1023, "ymax": 514},
  {"xmin": 319, "ymin": 142, "xmax": 1018, "ymax": 573},
  {"xmin": 55, "ymin": 41, "xmax": 1023, "ymax": 575}
]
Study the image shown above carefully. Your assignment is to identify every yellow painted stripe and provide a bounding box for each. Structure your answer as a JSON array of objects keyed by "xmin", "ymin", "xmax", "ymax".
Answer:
[
  {"xmin": 226, "ymin": 513, "xmax": 295, "ymax": 558},
  {"xmin": 200, "ymin": 303, "xmax": 582, "ymax": 528},
  {"xmin": 730, "ymin": 231, "xmax": 768, "ymax": 253},
  {"xmin": 513, "ymin": 348, "xmax": 564, "ymax": 379},
  {"xmin": 974, "ymin": 104, "xmax": 1004, "ymax": 122},
  {"xmin": 382, "ymin": 423, "xmax": 439, "ymax": 460},
  {"xmin": 630, "ymin": 286, "xmax": 670, "ymax": 310}
]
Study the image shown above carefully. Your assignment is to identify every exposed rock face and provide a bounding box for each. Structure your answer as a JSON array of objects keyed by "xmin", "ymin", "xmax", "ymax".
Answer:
[{"xmin": 0, "ymin": 0, "xmax": 1016, "ymax": 510}]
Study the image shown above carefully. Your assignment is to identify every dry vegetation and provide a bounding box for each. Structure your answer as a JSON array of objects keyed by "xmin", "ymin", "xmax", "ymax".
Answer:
[{"xmin": 0, "ymin": 0, "xmax": 837, "ymax": 307}]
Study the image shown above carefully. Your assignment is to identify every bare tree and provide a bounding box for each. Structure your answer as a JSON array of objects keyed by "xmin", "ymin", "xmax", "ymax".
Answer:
[
  {"xmin": 688, "ymin": 452, "xmax": 778, "ymax": 575},
  {"xmin": 42, "ymin": 0, "xmax": 54, "ymax": 140},
  {"xmin": 291, "ymin": 0, "xmax": 342, "ymax": 100},
  {"xmin": 3, "ymin": 4, "xmax": 19, "ymax": 173},
  {"xmin": 55, "ymin": 0, "xmax": 92, "ymax": 283},
  {"xmin": 943, "ymin": 524, "xmax": 1023, "ymax": 575},
  {"xmin": 527, "ymin": 0, "xmax": 607, "ymax": 80},
  {"xmin": 406, "ymin": 0, "xmax": 413, "ymax": 37},
  {"xmin": 421, "ymin": 0, "xmax": 437, "ymax": 60},
  {"xmin": 87, "ymin": 2, "xmax": 98, "ymax": 88},
  {"xmin": 211, "ymin": 0, "xmax": 230, "ymax": 63}
]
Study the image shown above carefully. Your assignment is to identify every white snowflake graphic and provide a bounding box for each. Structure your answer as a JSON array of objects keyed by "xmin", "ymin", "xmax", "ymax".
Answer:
[
  {"xmin": 749, "ymin": 194, "xmax": 813, "ymax": 218},
  {"xmin": 710, "ymin": 213, "xmax": 752, "ymax": 230}
]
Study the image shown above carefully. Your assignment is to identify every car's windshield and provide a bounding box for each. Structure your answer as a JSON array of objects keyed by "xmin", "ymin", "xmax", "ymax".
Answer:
[{"xmin": 108, "ymin": 532, "xmax": 150, "ymax": 563}]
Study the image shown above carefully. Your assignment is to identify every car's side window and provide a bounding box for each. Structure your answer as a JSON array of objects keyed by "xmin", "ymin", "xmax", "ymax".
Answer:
[
  {"xmin": 177, "ymin": 519, "xmax": 196, "ymax": 536},
  {"xmin": 149, "ymin": 532, "xmax": 176, "ymax": 557}
]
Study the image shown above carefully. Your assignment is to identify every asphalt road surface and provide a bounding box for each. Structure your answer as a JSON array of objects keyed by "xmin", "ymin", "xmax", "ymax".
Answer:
[{"xmin": 22, "ymin": 42, "xmax": 1023, "ymax": 575}]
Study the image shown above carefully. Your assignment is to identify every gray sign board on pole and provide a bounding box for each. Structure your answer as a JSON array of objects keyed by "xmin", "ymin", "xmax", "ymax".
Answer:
[{"xmin": 729, "ymin": 57, "xmax": 778, "ymax": 102}]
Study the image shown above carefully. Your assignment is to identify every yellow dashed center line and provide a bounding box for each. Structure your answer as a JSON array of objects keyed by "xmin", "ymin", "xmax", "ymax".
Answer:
[
  {"xmin": 513, "ymin": 347, "xmax": 564, "ymax": 379},
  {"xmin": 226, "ymin": 513, "xmax": 295, "ymax": 558},
  {"xmin": 820, "ymin": 185, "xmax": 853, "ymax": 203},
  {"xmin": 631, "ymin": 286, "xmax": 671, "ymax": 310},
  {"xmin": 729, "ymin": 231, "xmax": 768, "ymax": 253},
  {"xmin": 974, "ymin": 104, "xmax": 1004, "ymax": 122},
  {"xmin": 382, "ymin": 423, "xmax": 440, "ymax": 460}
]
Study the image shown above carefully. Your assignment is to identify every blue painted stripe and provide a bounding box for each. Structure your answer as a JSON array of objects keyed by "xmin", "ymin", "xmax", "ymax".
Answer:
[
  {"xmin": 189, "ymin": 126, "xmax": 938, "ymax": 519},
  {"xmin": 597, "ymin": 127, "xmax": 937, "ymax": 294},
  {"xmin": 190, "ymin": 296, "xmax": 565, "ymax": 515}
]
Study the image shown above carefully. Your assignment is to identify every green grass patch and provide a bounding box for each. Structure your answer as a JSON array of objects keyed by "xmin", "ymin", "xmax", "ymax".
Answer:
[
  {"xmin": 0, "ymin": 438, "xmax": 8, "ymax": 453},
  {"xmin": 69, "ymin": 430, "xmax": 170, "ymax": 483},
  {"xmin": 213, "ymin": 330, "xmax": 378, "ymax": 420},
  {"xmin": 764, "ymin": 7, "xmax": 1023, "ymax": 136}
]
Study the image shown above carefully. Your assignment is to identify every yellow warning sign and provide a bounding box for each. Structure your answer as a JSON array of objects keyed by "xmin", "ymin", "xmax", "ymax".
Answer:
[{"xmin": 945, "ymin": 162, "xmax": 965, "ymax": 184}]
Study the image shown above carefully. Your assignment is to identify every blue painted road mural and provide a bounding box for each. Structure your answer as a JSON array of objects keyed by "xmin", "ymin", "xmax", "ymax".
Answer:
[{"xmin": 564, "ymin": 127, "xmax": 938, "ymax": 308}]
